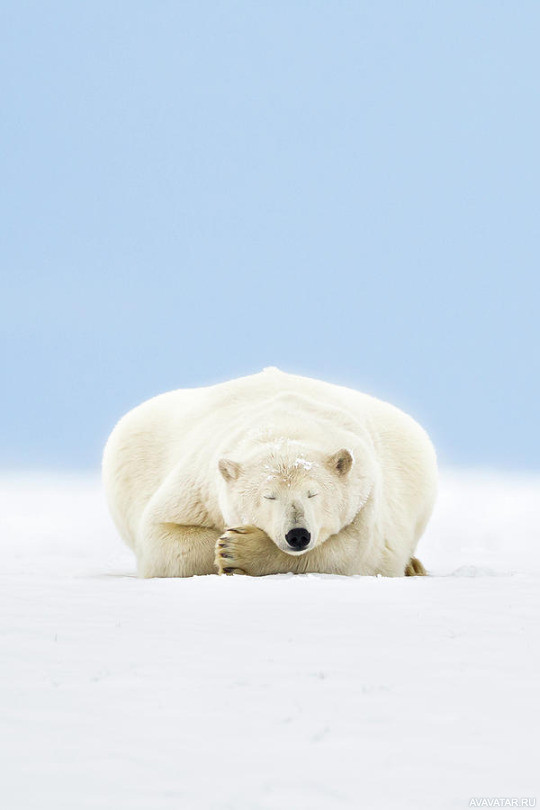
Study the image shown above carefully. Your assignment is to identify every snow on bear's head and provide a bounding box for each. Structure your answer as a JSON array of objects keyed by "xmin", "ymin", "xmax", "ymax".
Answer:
[{"xmin": 217, "ymin": 440, "xmax": 371, "ymax": 555}]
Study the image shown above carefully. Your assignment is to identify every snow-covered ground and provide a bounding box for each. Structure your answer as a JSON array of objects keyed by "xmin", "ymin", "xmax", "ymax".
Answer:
[{"xmin": 1, "ymin": 471, "xmax": 538, "ymax": 809}]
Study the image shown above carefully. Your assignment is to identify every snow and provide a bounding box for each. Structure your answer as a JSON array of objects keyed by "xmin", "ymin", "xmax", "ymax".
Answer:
[
  {"xmin": 1, "ymin": 471, "xmax": 538, "ymax": 809},
  {"xmin": 294, "ymin": 457, "xmax": 314, "ymax": 470}
]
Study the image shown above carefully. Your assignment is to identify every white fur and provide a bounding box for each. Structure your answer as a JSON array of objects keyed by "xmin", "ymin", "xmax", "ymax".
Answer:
[{"xmin": 102, "ymin": 368, "xmax": 438, "ymax": 577}]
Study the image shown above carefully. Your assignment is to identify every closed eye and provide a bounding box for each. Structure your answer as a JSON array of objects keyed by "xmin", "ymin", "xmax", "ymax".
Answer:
[
  {"xmin": 264, "ymin": 495, "xmax": 277, "ymax": 500},
  {"xmin": 307, "ymin": 493, "xmax": 318, "ymax": 498}
]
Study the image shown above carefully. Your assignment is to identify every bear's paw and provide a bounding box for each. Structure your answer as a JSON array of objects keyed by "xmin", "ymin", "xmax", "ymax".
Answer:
[
  {"xmin": 215, "ymin": 525, "xmax": 271, "ymax": 576},
  {"xmin": 405, "ymin": 556, "xmax": 427, "ymax": 576}
]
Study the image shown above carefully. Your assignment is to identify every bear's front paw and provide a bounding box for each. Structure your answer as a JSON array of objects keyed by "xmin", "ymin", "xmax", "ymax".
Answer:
[{"xmin": 215, "ymin": 525, "xmax": 271, "ymax": 576}]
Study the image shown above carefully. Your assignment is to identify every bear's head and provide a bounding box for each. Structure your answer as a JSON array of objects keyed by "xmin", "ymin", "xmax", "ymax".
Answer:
[{"xmin": 217, "ymin": 440, "xmax": 373, "ymax": 555}]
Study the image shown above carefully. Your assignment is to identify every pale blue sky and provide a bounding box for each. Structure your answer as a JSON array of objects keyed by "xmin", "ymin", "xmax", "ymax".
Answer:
[{"xmin": 2, "ymin": 1, "xmax": 539, "ymax": 469}]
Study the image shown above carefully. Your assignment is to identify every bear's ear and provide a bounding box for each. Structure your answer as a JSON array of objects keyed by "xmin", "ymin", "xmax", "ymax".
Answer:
[
  {"xmin": 218, "ymin": 458, "xmax": 242, "ymax": 482},
  {"xmin": 327, "ymin": 449, "xmax": 354, "ymax": 477}
]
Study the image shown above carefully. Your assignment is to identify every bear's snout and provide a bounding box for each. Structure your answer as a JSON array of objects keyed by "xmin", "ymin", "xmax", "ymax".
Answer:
[{"xmin": 285, "ymin": 528, "xmax": 311, "ymax": 551}]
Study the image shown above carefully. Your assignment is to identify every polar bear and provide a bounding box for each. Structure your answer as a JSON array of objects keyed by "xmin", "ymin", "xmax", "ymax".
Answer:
[{"xmin": 102, "ymin": 368, "xmax": 437, "ymax": 578}]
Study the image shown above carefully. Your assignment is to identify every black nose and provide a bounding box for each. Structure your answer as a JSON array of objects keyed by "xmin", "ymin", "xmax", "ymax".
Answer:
[{"xmin": 285, "ymin": 528, "xmax": 311, "ymax": 550}]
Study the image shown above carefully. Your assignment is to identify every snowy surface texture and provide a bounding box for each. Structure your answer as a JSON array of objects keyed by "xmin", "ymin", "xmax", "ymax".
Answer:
[{"xmin": 1, "ymin": 471, "xmax": 538, "ymax": 810}]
